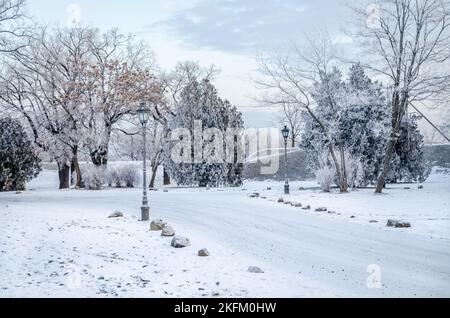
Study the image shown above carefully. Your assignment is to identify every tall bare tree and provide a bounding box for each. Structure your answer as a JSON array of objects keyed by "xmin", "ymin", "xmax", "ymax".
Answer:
[
  {"xmin": 82, "ymin": 29, "xmax": 163, "ymax": 166},
  {"xmin": 1, "ymin": 25, "xmax": 91, "ymax": 188},
  {"xmin": 255, "ymin": 33, "xmax": 350, "ymax": 192},
  {"xmin": 353, "ymin": 0, "xmax": 450, "ymax": 193}
]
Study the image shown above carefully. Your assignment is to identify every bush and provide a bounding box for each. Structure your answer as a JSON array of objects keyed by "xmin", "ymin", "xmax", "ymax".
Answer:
[
  {"xmin": 0, "ymin": 117, "xmax": 41, "ymax": 191},
  {"xmin": 106, "ymin": 167, "xmax": 122, "ymax": 188},
  {"xmin": 82, "ymin": 165, "xmax": 107, "ymax": 190},
  {"xmin": 315, "ymin": 165, "xmax": 335, "ymax": 192},
  {"xmin": 82, "ymin": 163, "xmax": 140, "ymax": 190},
  {"xmin": 315, "ymin": 152, "xmax": 335, "ymax": 192},
  {"xmin": 104, "ymin": 163, "xmax": 140, "ymax": 188},
  {"xmin": 120, "ymin": 164, "xmax": 139, "ymax": 188}
]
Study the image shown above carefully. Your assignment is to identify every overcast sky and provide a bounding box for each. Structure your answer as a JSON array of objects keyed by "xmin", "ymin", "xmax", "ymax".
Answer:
[{"xmin": 27, "ymin": 0, "xmax": 358, "ymax": 127}]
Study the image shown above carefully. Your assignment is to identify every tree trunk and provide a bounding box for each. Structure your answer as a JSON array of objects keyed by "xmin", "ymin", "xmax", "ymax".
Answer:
[
  {"xmin": 90, "ymin": 146, "xmax": 109, "ymax": 167},
  {"xmin": 58, "ymin": 162, "xmax": 70, "ymax": 190},
  {"xmin": 71, "ymin": 149, "xmax": 82, "ymax": 188},
  {"xmin": 163, "ymin": 168, "xmax": 171, "ymax": 186},
  {"xmin": 149, "ymin": 167, "xmax": 158, "ymax": 189},
  {"xmin": 339, "ymin": 143, "xmax": 348, "ymax": 193},
  {"xmin": 328, "ymin": 144, "xmax": 344, "ymax": 191},
  {"xmin": 375, "ymin": 133, "xmax": 397, "ymax": 193},
  {"xmin": 375, "ymin": 91, "xmax": 405, "ymax": 193}
]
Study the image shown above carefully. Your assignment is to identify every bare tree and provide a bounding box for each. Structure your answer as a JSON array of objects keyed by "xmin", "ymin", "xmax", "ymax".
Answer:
[
  {"xmin": 0, "ymin": 0, "xmax": 27, "ymax": 54},
  {"xmin": 1, "ymin": 25, "xmax": 91, "ymax": 188},
  {"xmin": 82, "ymin": 29, "xmax": 164, "ymax": 167},
  {"xmin": 254, "ymin": 33, "xmax": 350, "ymax": 192},
  {"xmin": 280, "ymin": 102, "xmax": 304, "ymax": 147},
  {"xmin": 352, "ymin": 0, "xmax": 450, "ymax": 193}
]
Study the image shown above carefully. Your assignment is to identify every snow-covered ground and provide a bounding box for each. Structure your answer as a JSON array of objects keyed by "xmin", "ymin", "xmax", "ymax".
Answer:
[{"xmin": 1, "ymin": 168, "xmax": 449, "ymax": 298}]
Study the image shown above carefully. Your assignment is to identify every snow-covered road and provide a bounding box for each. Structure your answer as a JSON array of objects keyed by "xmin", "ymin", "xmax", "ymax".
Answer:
[
  {"xmin": 152, "ymin": 187, "xmax": 450, "ymax": 297},
  {"xmin": 1, "ymin": 170, "xmax": 449, "ymax": 297}
]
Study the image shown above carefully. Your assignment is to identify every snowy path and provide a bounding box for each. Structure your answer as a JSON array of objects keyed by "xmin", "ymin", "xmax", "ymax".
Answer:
[
  {"xmin": 153, "ymin": 187, "xmax": 450, "ymax": 297},
  {"xmin": 1, "ymin": 170, "xmax": 449, "ymax": 297}
]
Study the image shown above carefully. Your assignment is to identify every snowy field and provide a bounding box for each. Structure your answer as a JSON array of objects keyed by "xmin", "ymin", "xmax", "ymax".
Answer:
[{"xmin": 1, "ymin": 168, "xmax": 450, "ymax": 298}]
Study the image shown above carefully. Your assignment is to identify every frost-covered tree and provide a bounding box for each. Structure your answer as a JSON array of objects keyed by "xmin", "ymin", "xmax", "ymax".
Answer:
[
  {"xmin": 0, "ymin": 117, "xmax": 41, "ymax": 191},
  {"xmin": 0, "ymin": 0, "xmax": 27, "ymax": 54},
  {"xmin": 388, "ymin": 114, "xmax": 431, "ymax": 183},
  {"xmin": 302, "ymin": 63, "xmax": 429, "ymax": 187},
  {"xmin": 353, "ymin": 0, "xmax": 450, "ymax": 193},
  {"xmin": 166, "ymin": 78, "xmax": 244, "ymax": 187},
  {"xmin": 255, "ymin": 32, "xmax": 352, "ymax": 192},
  {"xmin": 1, "ymin": 26, "xmax": 91, "ymax": 189},
  {"xmin": 280, "ymin": 102, "xmax": 303, "ymax": 147},
  {"xmin": 81, "ymin": 29, "xmax": 163, "ymax": 167}
]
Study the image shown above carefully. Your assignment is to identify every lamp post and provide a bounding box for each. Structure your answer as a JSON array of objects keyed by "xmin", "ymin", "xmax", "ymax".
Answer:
[
  {"xmin": 137, "ymin": 102, "xmax": 151, "ymax": 221},
  {"xmin": 282, "ymin": 125, "xmax": 290, "ymax": 195}
]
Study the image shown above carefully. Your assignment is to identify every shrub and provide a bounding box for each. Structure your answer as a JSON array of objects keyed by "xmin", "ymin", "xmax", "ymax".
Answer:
[
  {"xmin": 82, "ymin": 165, "xmax": 106, "ymax": 190},
  {"xmin": 315, "ymin": 152, "xmax": 335, "ymax": 192},
  {"xmin": 107, "ymin": 167, "xmax": 122, "ymax": 188},
  {"xmin": 120, "ymin": 164, "xmax": 140, "ymax": 188},
  {"xmin": 0, "ymin": 117, "xmax": 41, "ymax": 191}
]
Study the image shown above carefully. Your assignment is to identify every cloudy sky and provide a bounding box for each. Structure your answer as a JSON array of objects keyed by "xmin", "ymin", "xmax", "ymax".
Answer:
[{"xmin": 27, "ymin": 0, "xmax": 356, "ymax": 127}]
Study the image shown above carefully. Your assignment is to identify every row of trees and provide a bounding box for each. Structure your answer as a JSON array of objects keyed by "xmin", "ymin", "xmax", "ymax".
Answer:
[
  {"xmin": 0, "ymin": 0, "xmax": 245, "ymax": 190},
  {"xmin": 259, "ymin": 0, "xmax": 450, "ymax": 193},
  {"xmin": 0, "ymin": 24, "xmax": 165, "ymax": 188}
]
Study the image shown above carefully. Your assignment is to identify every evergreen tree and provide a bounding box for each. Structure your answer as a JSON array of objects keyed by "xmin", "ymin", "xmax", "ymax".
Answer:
[
  {"xmin": 0, "ymin": 117, "xmax": 41, "ymax": 191},
  {"xmin": 340, "ymin": 63, "xmax": 391, "ymax": 186},
  {"xmin": 301, "ymin": 63, "xmax": 429, "ymax": 187},
  {"xmin": 166, "ymin": 79, "xmax": 244, "ymax": 187},
  {"xmin": 387, "ymin": 114, "xmax": 431, "ymax": 183}
]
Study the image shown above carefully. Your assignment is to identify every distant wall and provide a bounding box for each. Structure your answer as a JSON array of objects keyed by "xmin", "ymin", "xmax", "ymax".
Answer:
[
  {"xmin": 243, "ymin": 150, "xmax": 313, "ymax": 181},
  {"xmin": 424, "ymin": 144, "xmax": 450, "ymax": 168}
]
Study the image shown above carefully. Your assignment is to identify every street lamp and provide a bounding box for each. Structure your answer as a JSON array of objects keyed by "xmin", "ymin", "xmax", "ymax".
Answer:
[
  {"xmin": 137, "ymin": 102, "xmax": 151, "ymax": 221},
  {"xmin": 281, "ymin": 125, "xmax": 290, "ymax": 195}
]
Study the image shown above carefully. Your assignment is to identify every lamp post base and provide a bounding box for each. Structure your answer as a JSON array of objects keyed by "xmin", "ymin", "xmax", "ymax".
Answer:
[{"xmin": 141, "ymin": 206, "xmax": 150, "ymax": 221}]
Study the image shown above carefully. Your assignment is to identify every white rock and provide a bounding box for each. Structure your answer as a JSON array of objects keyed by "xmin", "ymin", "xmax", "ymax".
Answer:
[
  {"xmin": 161, "ymin": 226, "xmax": 175, "ymax": 237},
  {"xmin": 171, "ymin": 236, "xmax": 191, "ymax": 248},
  {"xmin": 150, "ymin": 219, "xmax": 167, "ymax": 231}
]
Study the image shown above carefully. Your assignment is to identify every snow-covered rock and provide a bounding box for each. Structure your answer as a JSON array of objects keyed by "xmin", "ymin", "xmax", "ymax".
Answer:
[
  {"xmin": 198, "ymin": 249, "xmax": 209, "ymax": 257},
  {"xmin": 387, "ymin": 220, "xmax": 411, "ymax": 228},
  {"xmin": 108, "ymin": 211, "xmax": 123, "ymax": 218},
  {"xmin": 150, "ymin": 219, "xmax": 167, "ymax": 231},
  {"xmin": 171, "ymin": 236, "xmax": 191, "ymax": 248},
  {"xmin": 315, "ymin": 207, "xmax": 328, "ymax": 212},
  {"xmin": 161, "ymin": 226, "xmax": 175, "ymax": 237},
  {"xmin": 248, "ymin": 266, "xmax": 264, "ymax": 274}
]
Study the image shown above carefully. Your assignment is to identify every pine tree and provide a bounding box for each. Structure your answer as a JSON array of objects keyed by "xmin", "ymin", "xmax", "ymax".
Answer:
[
  {"xmin": 340, "ymin": 63, "xmax": 391, "ymax": 186},
  {"xmin": 387, "ymin": 114, "xmax": 431, "ymax": 183},
  {"xmin": 166, "ymin": 78, "xmax": 244, "ymax": 187},
  {"xmin": 0, "ymin": 117, "xmax": 41, "ymax": 191}
]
